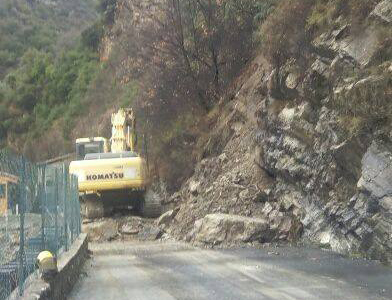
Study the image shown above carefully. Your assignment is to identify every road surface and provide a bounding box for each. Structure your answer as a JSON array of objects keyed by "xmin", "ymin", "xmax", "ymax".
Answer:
[{"xmin": 68, "ymin": 241, "xmax": 392, "ymax": 300}]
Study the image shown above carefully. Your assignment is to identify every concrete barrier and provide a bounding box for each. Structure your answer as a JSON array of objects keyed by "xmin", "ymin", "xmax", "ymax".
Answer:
[{"xmin": 14, "ymin": 233, "xmax": 88, "ymax": 300}]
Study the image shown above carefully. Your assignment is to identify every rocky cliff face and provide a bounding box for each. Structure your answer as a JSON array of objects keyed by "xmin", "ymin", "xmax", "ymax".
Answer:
[{"xmin": 163, "ymin": 1, "xmax": 392, "ymax": 263}]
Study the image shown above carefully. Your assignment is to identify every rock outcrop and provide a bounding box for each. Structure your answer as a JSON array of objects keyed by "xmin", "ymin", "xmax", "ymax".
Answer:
[
  {"xmin": 165, "ymin": 4, "xmax": 392, "ymax": 264},
  {"xmin": 371, "ymin": 0, "xmax": 392, "ymax": 23}
]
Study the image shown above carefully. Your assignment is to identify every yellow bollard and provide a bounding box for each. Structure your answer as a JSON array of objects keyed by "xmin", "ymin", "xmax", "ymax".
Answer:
[{"xmin": 36, "ymin": 251, "xmax": 58, "ymax": 280}]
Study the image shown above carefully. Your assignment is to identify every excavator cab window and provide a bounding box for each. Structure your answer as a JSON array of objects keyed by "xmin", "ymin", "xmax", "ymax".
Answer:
[
  {"xmin": 76, "ymin": 141, "xmax": 105, "ymax": 160},
  {"xmin": 84, "ymin": 151, "xmax": 137, "ymax": 160}
]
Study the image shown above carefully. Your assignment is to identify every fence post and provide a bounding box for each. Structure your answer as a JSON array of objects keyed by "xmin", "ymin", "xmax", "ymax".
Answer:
[
  {"xmin": 54, "ymin": 168, "xmax": 59, "ymax": 256},
  {"xmin": 78, "ymin": 180, "xmax": 81, "ymax": 235},
  {"xmin": 41, "ymin": 165, "xmax": 46, "ymax": 251},
  {"xmin": 63, "ymin": 164, "xmax": 69, "ymax": 251},
  {"xmin": 69, "ymin": 176, "xmax": 75, "ymax": 243},
  {"xmin": 18, "ymin": 158, "xmax": 26, "ymax": 296}
]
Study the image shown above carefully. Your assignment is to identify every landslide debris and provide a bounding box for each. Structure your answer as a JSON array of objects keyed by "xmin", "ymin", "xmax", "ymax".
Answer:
[
  {"xmin": 161, "ymin": 92, "xmax": 304, "ymax": 247},
  {"xmin": 83, "ymin": 215, "xmax": 166, "ymax": 243},
  {"xmin": 160, "ymin": 1, "xmax": 392, "ymax": 263}
]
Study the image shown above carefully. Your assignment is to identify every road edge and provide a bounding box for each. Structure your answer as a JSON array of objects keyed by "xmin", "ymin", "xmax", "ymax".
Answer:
[{"xmin": 15, "ymin": 233, "xmax": 88, "ymax": 300}]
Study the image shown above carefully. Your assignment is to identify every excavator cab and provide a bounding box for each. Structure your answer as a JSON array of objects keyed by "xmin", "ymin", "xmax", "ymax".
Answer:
[{"xmin": 75, "ymin": 137, "xmax": 109, "ymax": 160}]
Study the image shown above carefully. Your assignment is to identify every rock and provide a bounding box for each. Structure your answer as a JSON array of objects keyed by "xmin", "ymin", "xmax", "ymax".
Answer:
[
  {"xmin": 262, "ymin": 202, "xmax": 274, "ymax": 215},
  {"xmin": 280, "ymin": 193, "xmax": 302, "ymax": 212},
  {"xmin": 370, "ymin": 0, "xmax": 392, "ymax": 23},
  {"xmin": 86, "ymin": 219, "xmax": 118, "ymax": 242},
  {"xmin": 311, "ymin": 58, "xmax": 330, "ymax": 75},
  {"xmin": 267, "ymin": 69, "xmax": 280, "ymax": 98},
  {"xmin": 267, "ymin": 68, "xmax": 297, "ymax": 99},
  {"xmin": 120, "ymin": 224, "xmax": 139, "ymax": 235},
  {"xmin": 279, "ymin": 217, "xmax": 293, "ymax": 234},
  {"xmin": 357, "ymin": 141, "xmax": 392, "ymax": 198},
  {"xmin": 156, "ymin": 208, "xmax": 179, "ymax": 228},
  {"xmin": 252, "ymin": 189, "xmax": 270, "ymax": 203},
  {"xmin": 319, "ymin": 231, "xmax": 333, "ymax": 248},
  {"xmin": 331, "ymin": 138, "xmax": 364, "ymax": 180},
  {"xmin": 285, "ymin": 73, "xmax": 300, "ymax": 89},
  {"xmin": 192, "ymin": 214, "xmax": 273, "ymax": 245},
  {"xmin": 278, "ymin": 102, "xmax": 312, "ymax": 126},
  {"xmin": 189, "ymin": 180, "xmax": 201, "ymax": 196},
  {"xmin": 379, "ymin": 197, "xmax": 392, "ymax": 212},
  {"xmin": 239, "ymin": 189, "xmax": 250, "ymax": 200},
  {"xmin": 232, "ymin": 171, "xmax": 244, "ymax": 184},
  {"xmin": 206, "ymin": 186, "xmax": 214, "ymax": 194},
  {"xmin": 138, "ymin": 226, "xmax": 164, "ymax": 241},
  {"xmin": 313, "ymin": 25, "xmax": 380, "ymax": 66},
  {"xmin": 219, "ymin": 152, "xmax": 228, "ymax": 163}
]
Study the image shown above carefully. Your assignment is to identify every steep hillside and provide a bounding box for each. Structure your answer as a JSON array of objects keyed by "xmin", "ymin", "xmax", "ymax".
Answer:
[
  {"xmin": 0, "ymin": 0, "xmax": 100, "ymax": 156},
  {"xmin": 161, "ymin": 0, "xmax": 392, "ymax": 264},
  {"xmin": 2, "ymin": 0, "xmax": 390, "ymax": 263},
  {"xmin": 59, "ymin": 0, "xmax": 269, "ymax": 189},
  {"xmin": 0, "ymin": 0, "xmax": 98, "ymax": 77}
]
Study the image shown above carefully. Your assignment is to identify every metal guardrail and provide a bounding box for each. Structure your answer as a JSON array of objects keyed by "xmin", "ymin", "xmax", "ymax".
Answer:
[{"xmin": 0, "ymin": 150, "xmax": 81, "ymax": 299}]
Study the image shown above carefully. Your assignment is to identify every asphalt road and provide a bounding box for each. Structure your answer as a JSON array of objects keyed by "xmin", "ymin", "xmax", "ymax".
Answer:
[{"xmin": 68, "ymin": 241, "xmax": 392, "ymax": 300}]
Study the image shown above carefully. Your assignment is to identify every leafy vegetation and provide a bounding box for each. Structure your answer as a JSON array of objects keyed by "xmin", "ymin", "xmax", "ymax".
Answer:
[
  {"xmin": 306, "ymin": 0, "xmax": 379, "ymax": 33},
  {"xmin": 97, "ymin": 0, "xmax": 117, "ymax": 24},
  {"xmin": 0, "ymin": 0, "xmax": 100, "ymax": 149}
]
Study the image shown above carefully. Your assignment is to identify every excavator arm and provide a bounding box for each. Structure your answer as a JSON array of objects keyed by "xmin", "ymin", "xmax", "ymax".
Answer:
[{"xmin": 111, "ymin": 108, "xmax": 137, "ymax": 153}]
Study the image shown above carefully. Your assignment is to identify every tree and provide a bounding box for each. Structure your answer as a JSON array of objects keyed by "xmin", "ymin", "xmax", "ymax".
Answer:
[
  {"xmin": 119, "ymin": 0, "xmax": 261, "ymax": 110},
  {"xmin": 98, "ymin": 0, "xmax": 117, "ymax": 24},
  {"xmin": 82, "ymin": 23, "xmax": 104, "ymax": 50}
]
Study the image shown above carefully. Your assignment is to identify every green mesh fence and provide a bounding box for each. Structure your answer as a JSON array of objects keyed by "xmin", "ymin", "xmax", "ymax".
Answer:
[{"xmin": 0, "ymin": 150, "xmax": 81, "ymax": 299}]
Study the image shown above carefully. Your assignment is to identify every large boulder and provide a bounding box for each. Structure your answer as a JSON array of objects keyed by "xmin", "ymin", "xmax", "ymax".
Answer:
[
  {"xmin": 313, "ymin": 25, "xmax": 380, "ymax": 67},
  {"xmin": 85, "ymin": 219, "xmax": 118, "ymax": 242},
  {"xmin": 357, "ymin": 141, "xmax": 392, "ymax": 198},
  {"xmin": 191, "ymin": 214, "xmax": 274, "ymax": 245},
  {"xmin": 156, "ymin": 208, "xmax": 179, "ymax": 228}
]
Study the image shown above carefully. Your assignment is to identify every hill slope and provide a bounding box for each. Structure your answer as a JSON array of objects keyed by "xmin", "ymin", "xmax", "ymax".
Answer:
[
  {"xmin": 162, "ymin": 0, "xmax": 392, "ymax": 263},
  {"xmin": 0, "ymin": 0, "xmax": 100, "ymax": 155}
]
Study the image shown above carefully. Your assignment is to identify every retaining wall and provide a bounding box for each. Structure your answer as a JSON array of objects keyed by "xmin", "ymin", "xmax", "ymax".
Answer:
[{"xmin": 15, "ymin": 233, "xmax": 88, "ymax": 300}]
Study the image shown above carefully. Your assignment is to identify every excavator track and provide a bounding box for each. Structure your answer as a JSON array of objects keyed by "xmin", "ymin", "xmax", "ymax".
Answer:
[
  {"xmin": 81, "ymin": 194, "xmax": 106, "ymax": 219},
  {"xmin": 139, "ymin": 189, "xmax": 162, "ymax": 218}
]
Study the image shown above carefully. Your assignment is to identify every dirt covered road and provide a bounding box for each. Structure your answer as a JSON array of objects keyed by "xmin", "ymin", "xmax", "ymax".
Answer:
[{"xmin": 68, "ymin": 241, "xmax": 391, "ymax": 300}]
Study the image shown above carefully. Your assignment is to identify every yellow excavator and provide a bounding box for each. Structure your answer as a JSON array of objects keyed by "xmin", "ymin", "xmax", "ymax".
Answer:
[{"xmin": 69, "ymin": 108, "xmax": 161, "ymax": 219}]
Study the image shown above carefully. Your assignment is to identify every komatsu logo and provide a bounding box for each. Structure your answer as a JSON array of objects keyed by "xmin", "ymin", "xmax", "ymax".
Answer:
[{"xmin": 86, "ymin": 173, "xmax": 124, "ymax": 181}]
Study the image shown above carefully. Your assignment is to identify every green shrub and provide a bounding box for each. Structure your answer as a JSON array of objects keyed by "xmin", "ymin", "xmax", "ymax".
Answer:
[
  {"xmin": 82, "ymin": 22, "xmax": 104, "ymax": 50},
  {"xmin": 97, "ymin": 0, "xmax": 117, "ymax": 25},
  {"xmin": 120, "ymin": 82, "xmax": 139, "ymax": 107}
]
